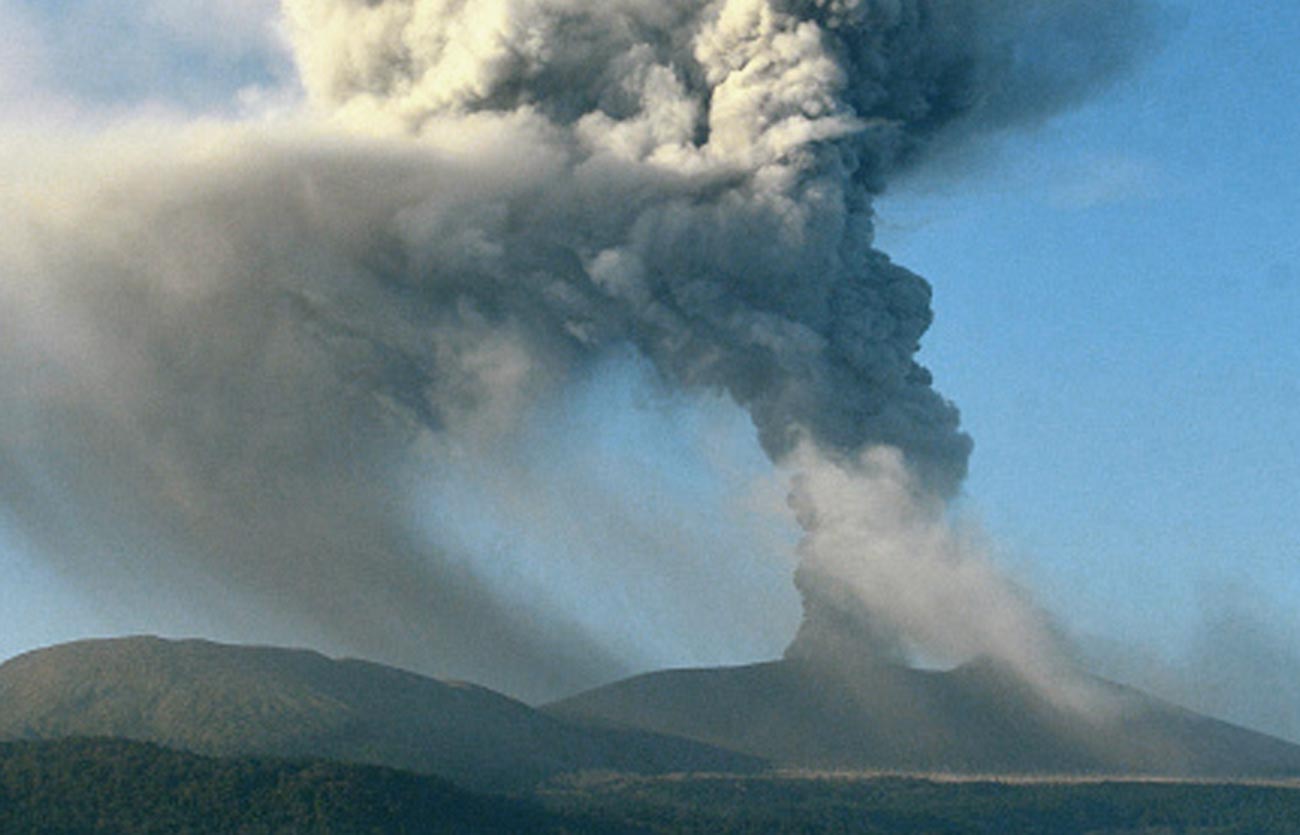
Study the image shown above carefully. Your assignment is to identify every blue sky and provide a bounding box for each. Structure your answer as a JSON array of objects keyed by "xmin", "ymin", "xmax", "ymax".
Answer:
[
  {"xmin": 877, "ymin": 2, "xmax": 1300, "ymax": 654},
  {"xmin": 0, "ymin": 1, "xmax": 1295, "ymax": 735}
]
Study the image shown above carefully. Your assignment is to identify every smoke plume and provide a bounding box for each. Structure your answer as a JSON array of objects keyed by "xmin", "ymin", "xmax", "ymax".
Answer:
[{"xmin": 0, "ymin": 0, "xmax": 1162, "ymax": 700}]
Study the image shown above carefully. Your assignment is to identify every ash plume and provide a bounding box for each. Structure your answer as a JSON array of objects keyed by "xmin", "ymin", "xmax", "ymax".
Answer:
[{"xmin": 0, "ymin": 0, "xmax": 1162, "ymax": 700}]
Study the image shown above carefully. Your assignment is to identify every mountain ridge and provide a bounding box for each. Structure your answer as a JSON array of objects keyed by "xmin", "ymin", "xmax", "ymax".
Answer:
[
  {"xmin": 546, "ymin": 655, "xmax": 1300, "ymax": 778},
  {"xmin": 7, "ymin": 635, "xmax": 1300, "ymax": 790},
  {"xmin": 0, "ymin": 635, "xmax": 762, "ymax": 791}
]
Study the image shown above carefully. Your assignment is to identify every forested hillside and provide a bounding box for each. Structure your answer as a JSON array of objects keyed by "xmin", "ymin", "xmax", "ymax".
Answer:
[
  {"xmin": 0, "ymin": 738, "xmax": 576, "ymax": 834},
  {"xmin": 541, "ymin": 772, "xmax": 1300, "ymax": 835},
  {"xmin": 4, "ymin": 740, "xmax": 1298, "ymax": 834}
]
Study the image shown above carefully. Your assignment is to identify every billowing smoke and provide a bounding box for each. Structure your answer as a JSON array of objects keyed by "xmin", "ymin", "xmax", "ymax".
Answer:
[
  {"xmin": 0, "ymin": 0, "xmax": 1162, "ymax": 700},
  {"xmin": 783, "ymin": 444, "xmax": 1083, "ymax": 702}
]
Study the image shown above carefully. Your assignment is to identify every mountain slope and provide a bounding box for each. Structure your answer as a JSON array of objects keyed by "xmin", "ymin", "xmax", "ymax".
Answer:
[
  {"xmin": 0, "ymin": 637, "xmax": 761, "ymax": 790},
  {"xmin": 546, "ymin": 657, "xmax": 1300, "ymax": 777}
]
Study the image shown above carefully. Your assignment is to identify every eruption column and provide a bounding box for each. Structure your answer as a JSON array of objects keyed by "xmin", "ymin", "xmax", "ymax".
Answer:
[{"xmin": 0, "ymin": 0, "xmax": 1163, "ymax": 699}]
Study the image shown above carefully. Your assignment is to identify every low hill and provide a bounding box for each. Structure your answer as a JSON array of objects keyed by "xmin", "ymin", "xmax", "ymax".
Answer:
[
  {"xmin": 0, "ymin": 637, "xmax": 761, "ymax": 791},
  {"xmin": 547, "ymin": 657, "xmax": 1300, "ymax": 778},
  {"xmin": 0, "ymin": 738, "xmax": 574, "ymax": 834}
]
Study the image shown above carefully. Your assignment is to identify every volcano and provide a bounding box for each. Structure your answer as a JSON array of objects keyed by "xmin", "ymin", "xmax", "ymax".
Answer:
[
  {"xmin": 547, "ymin": 655, "xmax": 1300, "ymax": 778},
  {"xmin": 4, "ymin": 636, "xmax": 1297, "ymax": 786}
]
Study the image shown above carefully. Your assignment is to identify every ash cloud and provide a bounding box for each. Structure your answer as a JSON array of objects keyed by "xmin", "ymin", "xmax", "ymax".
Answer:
[
  {"xmin": 1084, "ymin": 587, "xmax": 1300, "ymax": 745},
  {"xmin": 1, "ymin": 0, "xmax": 1163, "ymax": 700}
]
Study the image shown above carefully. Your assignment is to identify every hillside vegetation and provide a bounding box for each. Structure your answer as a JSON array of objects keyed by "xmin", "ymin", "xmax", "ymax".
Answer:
[
  {"xmin": 0, "ymin": 738, "xmax": 573, "ymax": 834},
  {"xmin": 540, "ymin": 771, "xmax": 1300, "ymax": 834},
  {"xmin": 3, "ymin": 739, "xmax": 1298, "ymax": 834}
]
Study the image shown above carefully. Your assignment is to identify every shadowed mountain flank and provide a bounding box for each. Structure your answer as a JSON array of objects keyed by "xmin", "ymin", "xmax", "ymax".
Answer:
[
  {"xmin": 0, "ymin": 637, "xmax": 761, "ymax": 790},
  {"xmin": 547, "ymin": 657, "xmax": 1300, "ymax": 778}
]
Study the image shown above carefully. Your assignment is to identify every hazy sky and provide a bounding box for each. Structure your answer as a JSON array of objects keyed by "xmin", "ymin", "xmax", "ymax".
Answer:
[{"xmin": 0, "ymin": 1, "xmax": 1295, "ymax": 739}]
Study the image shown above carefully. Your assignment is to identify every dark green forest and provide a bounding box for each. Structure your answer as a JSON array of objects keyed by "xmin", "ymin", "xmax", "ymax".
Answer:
[
  {"xmin": 543, "ymin": 772, "xmax": 1300, "ymax": 834},
  {"xmin": 0, "ymin": 739, "xmax": 570, "ymax": 834},
  {"xmin": 3, "ymin": 739, "xmax": 1300, "ymax": 834}
]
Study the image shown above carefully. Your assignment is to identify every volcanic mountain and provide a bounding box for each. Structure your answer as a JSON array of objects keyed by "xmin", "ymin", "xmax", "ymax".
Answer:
[
  {"xmin": 547, "ymin": 655, "xmax": 1300, "ymax": 778},
  {"xmin": 7, "ymin": 637, "xmax": 1299, "ymax": 786},
  {"xmin": 0, "ymin": 637, "xmax": 760, "ymax": 790}
]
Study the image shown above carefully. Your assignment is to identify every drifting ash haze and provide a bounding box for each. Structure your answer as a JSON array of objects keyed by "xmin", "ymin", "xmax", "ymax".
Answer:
[{"xmin": 0, "ymin": 0, "xmax": 1162, "ymax": 703}]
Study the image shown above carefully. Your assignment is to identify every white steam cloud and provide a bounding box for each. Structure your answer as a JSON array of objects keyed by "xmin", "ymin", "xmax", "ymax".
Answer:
[{"xmin": 0, "ymin": 0, "xmax": 1162, "ymax": 700}]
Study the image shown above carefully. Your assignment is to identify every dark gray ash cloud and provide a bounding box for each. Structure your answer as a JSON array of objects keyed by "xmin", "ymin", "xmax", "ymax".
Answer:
[{"xmin": 0, "ymin": 0, "xmax": 1164, "ymax": 700}]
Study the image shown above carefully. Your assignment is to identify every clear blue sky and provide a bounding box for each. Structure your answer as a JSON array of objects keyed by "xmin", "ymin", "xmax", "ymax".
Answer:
[{"xmin": 0, "ymin": 1, "xmax": 1296, "ymax": 734}]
